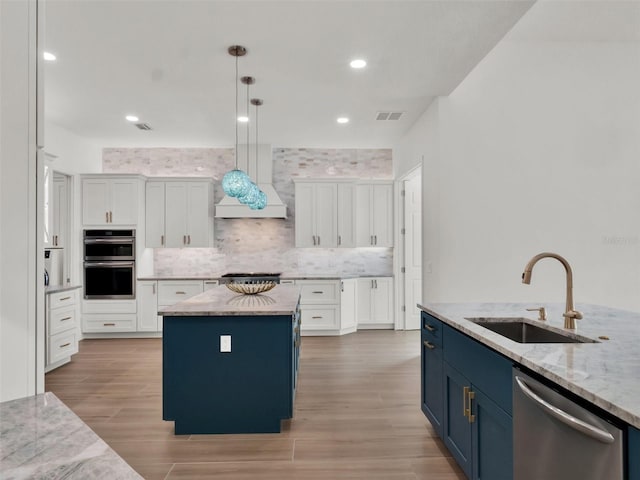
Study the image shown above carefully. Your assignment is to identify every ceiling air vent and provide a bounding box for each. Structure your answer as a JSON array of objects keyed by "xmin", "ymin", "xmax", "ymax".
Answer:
[
  {"xmin": 376, "ymin": 111, "xmax": 404, "ymax": 121},
  {"xmin": 135, "ymin": 122, "xmax": 152, "ymax": 130}
]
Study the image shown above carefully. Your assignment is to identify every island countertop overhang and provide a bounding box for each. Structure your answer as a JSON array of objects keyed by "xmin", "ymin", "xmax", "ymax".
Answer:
[
  {"xmin": 159, "ymin": 284, "xmax": 301, "ymax": 316},
  {"xmin": 418, "ymin": 302, "xmax": 640, "ymax": 429}
]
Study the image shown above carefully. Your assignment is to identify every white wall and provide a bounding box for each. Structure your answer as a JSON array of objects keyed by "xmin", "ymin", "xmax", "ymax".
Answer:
[
  {"xmin": 0, "ymin": 0, "xmax": 40, "ymax": 401},
  {"xmin": 396, "ymin": 1, "xmax": 640, "ymax": 312},
  {"xmin": 44, "ymin": 121, "xmax": 102, "ymax": 174}
]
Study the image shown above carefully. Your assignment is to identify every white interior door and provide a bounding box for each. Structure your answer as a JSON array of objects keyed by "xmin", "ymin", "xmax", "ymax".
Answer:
[{"xmin": 404, "ymin": 172, "xmax": 422, "ymax": 330}]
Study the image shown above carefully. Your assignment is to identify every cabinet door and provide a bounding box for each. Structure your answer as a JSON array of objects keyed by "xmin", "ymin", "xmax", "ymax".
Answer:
[
  {"xmin": 110, "ymin": 178, "xmax": 139, "ymax": 225},
  {"xmin": 337, "ymin": 183, "xmax": 356, "ymax": 247},
  {"xmin": 294, "ymin": 183, "xmax": 316, "ymax": 247},
  {"xmin": 314, "ymin": 183, "xmax": 337, "ymax": 247},
  {"xmin": 164, "ymin": 182, "xmax": 188, "ymax": 247},
  {"xmin": 339, "ymin": 279, "xmax": 357, "ymax": 331},
  {"xmin": 422, "ymin": 332, "xmax": 444, "ymax": 437},
  {"xmin": 146, "ymin": 182, "xmax": 165, "ymax": 247},
  {"xmin": 51, "ymin": 176, "xmax": 67, "ymax": 247},
  {"xmin": 630, "ymin": 427, "xmax": 640, "ymax": 480},
  {"xmin": 356, "ymin": 279, "xmax": 373, "ymax": 325},
  {"xmin": 371, "ymin": 184, "xmax": 393, "ymax": 247},
  {"xmin": 443, "ymin": 362, "xmax": 473, "ymax": 479},
  {"xmin": 355, "ymin": 184, "xmax": 373, "ymax": 246},
  {"xmin": 472, "ymin": 388, "xmax": 513, "ymax": 480},
  {"xmin": 82, "ymin": 178, "xmax": 110, "ymax": 225},
  {"xmin": 137, "ymin": 281, "xmax": 159, "ymax": 332},
  {"xmin": 185, "ymin": 182, "xmax": 210, "ymax": 247},
  {"xmin": 371, "ymin": 277, "xmax": 393, "ymax": 324}
]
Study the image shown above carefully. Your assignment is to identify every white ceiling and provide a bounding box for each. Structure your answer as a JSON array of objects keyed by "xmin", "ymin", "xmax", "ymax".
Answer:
[{"xmin": 44, "ymin": 0, "xmax": 535, "ymax": 149}]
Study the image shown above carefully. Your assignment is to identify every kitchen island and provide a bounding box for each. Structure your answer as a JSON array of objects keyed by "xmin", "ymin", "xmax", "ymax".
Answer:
[
  {"xmin": 418, "ymin": 302, "xmax": 640, "ymax": 480},
  {"xmin": 160, "ymin": 285, "xmax": 301, "ymax": 434}
]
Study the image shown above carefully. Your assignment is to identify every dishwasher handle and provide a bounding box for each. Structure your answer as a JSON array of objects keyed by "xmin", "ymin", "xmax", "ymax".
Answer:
[{"xmin": 515, "ymin": 376, "xmax": 615, "ymax": 444}]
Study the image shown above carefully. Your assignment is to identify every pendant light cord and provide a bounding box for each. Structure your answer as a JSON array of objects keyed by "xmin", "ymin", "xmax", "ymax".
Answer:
[
  {"xmin": 246, "ymin": 80, "xmax": 250, "ymax": 171},
  {"xmin": 234, "ymin": 54, "xmax": 239, "ymax": 169}
]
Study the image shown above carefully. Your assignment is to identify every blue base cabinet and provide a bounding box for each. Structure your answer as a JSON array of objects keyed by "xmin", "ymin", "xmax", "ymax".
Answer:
[
  {"xmin": 163, "ymin": 313, "xmax": 299, "ymax": 434},
  {"xmin": 421, "ymin": 312, "xmax": 444, "ymax": 436},
  {"xmin": 630, "ymin": 426, "xmax": 640, "ymax": 480},
  {"xmin": 421, "ymin": 314, "xmax": 513, "ymax": 480}
]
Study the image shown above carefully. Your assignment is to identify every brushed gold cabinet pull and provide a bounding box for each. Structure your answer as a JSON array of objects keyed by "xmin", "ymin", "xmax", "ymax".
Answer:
[
  {"xmin": 425, "ymin": 324, "xmax": 436, "ymax": 332},
  {"xmin": 103, "ymin": 323, "xmax": 116, "ymax": 326},
  {"xmin": 59, "ymin": 342, "xmax": 71, "ymax": 348},
  {"xmin": 152, "ymin": 284, "xmax": 156, "ymax": 294},
  {"xmin": 312, "ymin": 316, "xmax": 323, "ymax": 319},
  {"xmin": 161, "ymin": 235, "xmax": 164, "ymax": 246},
  {"xmin": 176, "ymin": 291, "xmax": 186, "ymax": 295},
  {"xmin": 463, "ymin": 386, "xmax": 470, "ymax": 418},
  {"xmin": 106, "ymin": 211, "xmax": 109, "ymax": 223},
  {"xmin": 423, "ymin": 340, "xmax": 435, "ymax": 350},
  {"xmin": 60, "ymin": 316, "xmax": 72, "ymax": 321},
  {"xmin": 374, "ymin": 235, "xmax": 377, "ymax": 245},
  {"xmin": 59, "ymin": 296, "xmax": 71, "ymax": 302},
  {"xmin": 338, "ymin": 235, "xmax": 342, "ymax": 246},
  {"xmin": 109, "ymin": 211, "xmax": 113, "ymax": 223},
  {"xmin": 188, "ymin": 235, "xmax": 191, "ymax": 244},
  {"xmin": 312, "ymin": 291, "xmax": 324, "ymax": 294},
  {"xmin": 468, "ymin": 390, "xmax": 476, "ymax": 423},
  {"xmin": 183, "ymin": 235, "xmax": 186, "ymax": 244}
]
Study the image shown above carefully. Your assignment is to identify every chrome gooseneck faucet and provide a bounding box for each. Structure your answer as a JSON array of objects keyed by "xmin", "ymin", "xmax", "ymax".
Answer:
[{"xmin": 522, "ymin": 252, "xmax": 583, "ymax": 329}]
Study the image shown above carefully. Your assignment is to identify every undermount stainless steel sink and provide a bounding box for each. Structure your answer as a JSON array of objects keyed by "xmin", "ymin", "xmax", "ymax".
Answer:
[{"xmin": 465, "ymin": 317, "xmax": 598, "ymax": 344}]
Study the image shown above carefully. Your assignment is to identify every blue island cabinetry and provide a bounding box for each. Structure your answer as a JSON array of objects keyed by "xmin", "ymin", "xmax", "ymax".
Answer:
[
  {"xmin": 630, "ymin": 426, "xmax": 640, "ymax": 480},
  {"xmin": 162, "ymin": 286, "xmax": 301, "ymax": 435},
  {"xmin": 421, "ymin": 312, "xmax": 513, "ymax": 480}
]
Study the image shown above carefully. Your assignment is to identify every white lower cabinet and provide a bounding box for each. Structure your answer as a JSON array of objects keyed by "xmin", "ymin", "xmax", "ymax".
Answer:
[
  {"xmin": 82, "ymin": 299, "xmax": 137, "ymax": 333},
  {"xmin": 356, "ymin": 277, "xmax": 394, "ymax": 329},
  {"xmin": 138, "ymin": 280, "xmax": 206, "ymax": 333},
  {"xmin": 340, "ymin": 279, "xmax": 357, "ymax": 333},
  {"xmin": 46, "ymin": 288, "xmax": 80, "ymax": 371},
  {"xmin": 297, "ymin": 279, "xmax": 355, "ymax": 335},
  {"xmin": 137, "ymin": 281, "xmax": 160, "ymax": 332}
]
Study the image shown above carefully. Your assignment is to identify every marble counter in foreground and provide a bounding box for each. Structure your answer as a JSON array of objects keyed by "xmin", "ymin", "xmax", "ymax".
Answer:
[
  {"xmin": 159, "ymin": 284, "xmax": 301, "ymax": 316},
  {"xmin": 419, "ymin": 302, "xmax": 640, "ymax": 429},
  {"xmin": 0, "ymin": 392, "xmax": 142, "ymax": 480}
]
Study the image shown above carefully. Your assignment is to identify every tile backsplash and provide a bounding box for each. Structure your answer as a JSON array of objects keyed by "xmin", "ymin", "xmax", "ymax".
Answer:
[{"xmin": 103, "ymin": 147, "xmax": 393, "ymax": 277}]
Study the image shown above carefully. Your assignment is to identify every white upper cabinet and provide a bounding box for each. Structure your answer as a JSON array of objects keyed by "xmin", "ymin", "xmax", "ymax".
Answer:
[
  {"xmin": 337, "ymin": 183, "xmax": 356, "ymax": 248},
  {"xmin": 146, "ymin": 179, "xmax": 214, "ymax": 248},
  {"xmin": 294, "ymin": 181, "xmax": 338, "ymax": 248},
  {"xmin": 82, "ymin": 175, "xmax": 141, "ymax": 226},
  {"xmin": 356, "ymin": 182, "xmax": 393, "ymax": 247}
]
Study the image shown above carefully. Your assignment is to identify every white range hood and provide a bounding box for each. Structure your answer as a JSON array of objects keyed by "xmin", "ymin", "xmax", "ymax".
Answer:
[{"xmin": 215, "ymin": 144, "xmax": 287, "ymax": 219}]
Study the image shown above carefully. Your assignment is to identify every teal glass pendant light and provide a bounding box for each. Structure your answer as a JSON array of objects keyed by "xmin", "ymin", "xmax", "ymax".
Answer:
[{"xmin": 222, "ymin": 45, "xmax": 251, "ymax": 198}]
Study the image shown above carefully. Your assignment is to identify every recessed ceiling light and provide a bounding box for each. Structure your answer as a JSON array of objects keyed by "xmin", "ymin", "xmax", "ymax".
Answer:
[
  {"xmin": 43, "ymin": 51, "xmax": 56, "ymax": 61},
  {"xmin": 237, "ymin": 116, "xmax": 249, "ymax": 123},
  {"xmin": 125, "ymin": 115, "xmax": 139, "ymax": 122},
  {"xmin": 337, "ymin": 117, "xmax": 349, "ymax": 124},
  {"xmin": 350, "ymin": 59, "xmax": 366, "ymax": 69}
]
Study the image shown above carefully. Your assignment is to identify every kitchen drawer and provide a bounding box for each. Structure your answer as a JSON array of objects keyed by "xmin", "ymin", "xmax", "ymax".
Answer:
[
  {"xmin": 301, "ymin": 306, "xmax": 339, "ymax": 330},
  {"xmin": 158, "ymin": 281, "xmax": 204, "ymax": 306},
  {"xmin": 82, "ymin": 299, "xmax": 137, "ymax": 314},
  {"xmin": 422, "ymin": 312, "xmax": 443, "ymax": 347},
  {"xmin": 49, "ymin": 305, "xmax": 77, "ymax": 335},
  {"xmin": 47, "ymin": 330, "xmax": 78, "ymax": 364},
  {"xmin": 82, "ymin": 314, "xmax": 137, "ymax": 333},
  {"xmin": 48, "ymin": 289, "xmax": 78, "ymax": 310},
  {"xmin": 297, "ymin": 280, "xmax": 340, "ymax": 305}
]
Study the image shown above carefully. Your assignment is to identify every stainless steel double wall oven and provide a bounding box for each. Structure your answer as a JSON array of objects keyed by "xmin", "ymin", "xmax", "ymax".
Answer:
[{"xmin": 83, "ymin": 229, "xmax": 136, "ymax": 299}]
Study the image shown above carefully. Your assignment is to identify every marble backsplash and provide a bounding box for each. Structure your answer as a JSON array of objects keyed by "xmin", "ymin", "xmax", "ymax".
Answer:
[{"xmin": 103, "ymin": 147, "xmax": 393, "ymax": 276}]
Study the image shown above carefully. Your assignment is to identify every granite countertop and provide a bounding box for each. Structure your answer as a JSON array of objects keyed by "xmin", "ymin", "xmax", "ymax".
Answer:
[
  {"xmin": 138, "ymin": 273, "xmax": 393, "ymax": 281},
  {"xmin": 44, "ymin": 284, "xmax": 81, "ymax": 295},
  {"xmin": 0, "ymin": 392, "xmax": 142, "ymax": 479},
  {"xmin": 419, "ymin": 302, "xmax": 640, "ymax": 429},
  {"xmin": 159, "ymin": 284, "xmax": 301, "ymax": 316}
]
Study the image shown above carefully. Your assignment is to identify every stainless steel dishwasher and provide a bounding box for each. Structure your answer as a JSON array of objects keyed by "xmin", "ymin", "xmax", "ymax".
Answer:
[{"xmin": 513, "ymin": 368, "xmax": 623, "ymax": 480}]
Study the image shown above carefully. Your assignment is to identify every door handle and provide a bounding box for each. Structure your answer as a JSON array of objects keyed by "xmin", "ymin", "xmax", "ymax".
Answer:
[
  {"xmin": 338, "ymin": 235, "xmax": 342, "ymax": 246},
  {"xmin": 370, "ymin": 235, "xmax": 374, "ymax": 245},
  {"xmin": 188, "ymin": 235, "xmax": 191, "ymax": 245},
  {"xmin": 463, "ymin": 386, "xmax": 475, "ymax": 423},
  {"xmin": 105, "ymin": 211, "xmax": 109, "ymax": 223},
  {"xmin": 161, "ymin": 235, "xmax": 164, "ymax": 246},
  {"xmin": 183, "ymin": 235, "xmax": 186, "ymax": 245},
  {"xmin": 109, "ymin": 211, "xmax": 113, "ymax": 223},
  {"xmin": 317, "ymin": 236, "xmax": 320, "ymax": 245},
  {"xmin": 515, "ymin": 376, "xmax": 614, "ymax": 444},
  {"xmin": 312, "ymin": 235, "xmax": 316, "ymax": 246},
  {"xmin": 424, "ymin": 324, "xmax": 436, "ymax": 332},
  {"xmin": 423, "ymin": 340, "xmax": 435, "ymax": 350},
  {"xmin": 374, "ymin": 235, "xmax": 377, "ymax": 245}
]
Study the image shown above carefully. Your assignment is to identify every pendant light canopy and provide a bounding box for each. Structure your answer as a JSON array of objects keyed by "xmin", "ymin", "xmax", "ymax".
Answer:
[{"xmin": 222, "ymin": 45, "xmax": 252, "ymax": 199}]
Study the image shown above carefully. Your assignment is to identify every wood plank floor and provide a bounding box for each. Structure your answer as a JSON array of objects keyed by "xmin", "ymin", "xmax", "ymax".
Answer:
[{"xmin": 45, "ymin": 330, "xmax": 465, "ymax": 480}]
